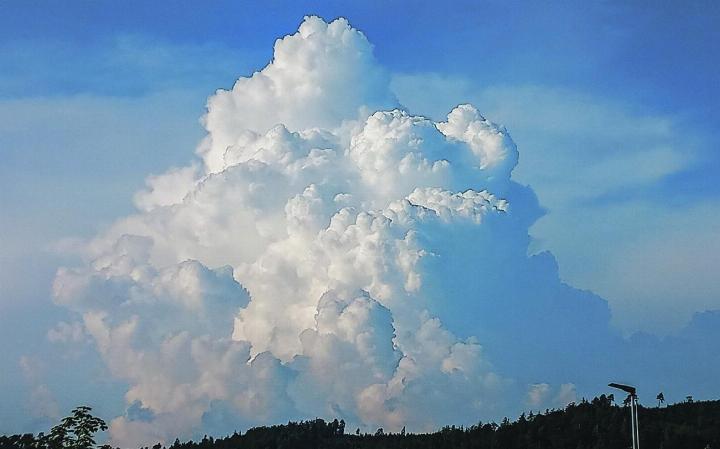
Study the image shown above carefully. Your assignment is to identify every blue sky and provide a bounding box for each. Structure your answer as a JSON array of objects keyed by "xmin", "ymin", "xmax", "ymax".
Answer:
[{"xmin": 1, "ymin": 0, "xmax": 719, "ymax": 442}]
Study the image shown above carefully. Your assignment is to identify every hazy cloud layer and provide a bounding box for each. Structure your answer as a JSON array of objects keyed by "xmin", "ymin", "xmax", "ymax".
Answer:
[{"xmin": 393, "ymin": 74, "xmax": 717, "ymax": 334}]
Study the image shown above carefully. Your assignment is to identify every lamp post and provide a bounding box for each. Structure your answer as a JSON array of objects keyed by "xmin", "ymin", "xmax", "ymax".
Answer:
[{"xmin": 609, "ymin": 383, "xmax": 640, "ymax": 449}]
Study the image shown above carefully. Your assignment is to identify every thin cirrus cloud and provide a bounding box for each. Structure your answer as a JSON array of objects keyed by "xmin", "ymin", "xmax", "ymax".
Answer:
[{"xmin": 0, "ymin": 36, "xmax": 254, "ymax": 98}]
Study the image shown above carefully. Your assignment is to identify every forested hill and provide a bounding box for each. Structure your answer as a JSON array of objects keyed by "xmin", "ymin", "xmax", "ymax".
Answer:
[
  {"xmin": 165, "ymin": 396, "xmax": 719, "ymax": 449},
  {"xmin": 2, "ymin": 395, "xmax": 719, "ymax": 449}
]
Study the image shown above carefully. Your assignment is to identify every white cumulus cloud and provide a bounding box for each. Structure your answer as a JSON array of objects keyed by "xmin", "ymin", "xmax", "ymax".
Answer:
[
  {"xmin": 50, "ymin": 15, "xmax": 718, "ymax": 447},
  {"xmin": 52, "ymin": 16, "xmax": 523, "ymax": 444}
]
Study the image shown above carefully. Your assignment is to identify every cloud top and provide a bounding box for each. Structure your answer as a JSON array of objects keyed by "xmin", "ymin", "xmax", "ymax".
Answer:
[{"xmin": 199, "ymin": 16, "xmax": 397, "ymax": 173}]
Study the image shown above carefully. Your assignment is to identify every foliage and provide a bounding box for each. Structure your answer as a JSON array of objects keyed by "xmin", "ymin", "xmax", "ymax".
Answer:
[
  {"xmin": 3, "ymin": 397, "xmax": 720, "ymax": 449},
  {"xmin": 1, "ymin": 407, "xmax": 108, "ymax": 449}
]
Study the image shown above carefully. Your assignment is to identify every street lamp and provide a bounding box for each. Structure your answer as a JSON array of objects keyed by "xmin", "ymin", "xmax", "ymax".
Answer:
[{"xmin": 609, "ymin": 383, "xmax": 640, "ymax": 449}]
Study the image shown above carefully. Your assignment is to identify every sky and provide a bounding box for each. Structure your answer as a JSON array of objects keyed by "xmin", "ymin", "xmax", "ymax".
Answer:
[{"xmin": 1, "ymin": 1, "xmax": 719, "ymax": 446}]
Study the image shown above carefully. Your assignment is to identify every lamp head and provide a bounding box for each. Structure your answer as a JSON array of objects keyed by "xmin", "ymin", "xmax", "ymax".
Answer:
[{"xmin": 609, "ymin": 383, "xmax": 637, "ymax": 396}]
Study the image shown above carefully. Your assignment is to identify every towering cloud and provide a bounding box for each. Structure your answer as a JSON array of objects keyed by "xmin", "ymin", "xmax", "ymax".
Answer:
[{"xmin": 50, "ymin": 16, "xmax": 719, "ymax": 447}]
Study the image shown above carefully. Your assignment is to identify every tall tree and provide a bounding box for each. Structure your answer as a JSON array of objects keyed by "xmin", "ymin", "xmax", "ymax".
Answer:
[
  {"xmin": 45, "ymin": 406, "xmax": 108, "ymax": 449},
  {"xmin": 657, "ymin": 392, "xmax": 665, "ymax": 407}
]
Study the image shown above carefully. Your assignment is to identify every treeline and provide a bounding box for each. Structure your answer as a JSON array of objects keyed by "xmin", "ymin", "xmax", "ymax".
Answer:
[{"xmin": 2, "ymin": 395, "xmax": 719, "ymax": 449}]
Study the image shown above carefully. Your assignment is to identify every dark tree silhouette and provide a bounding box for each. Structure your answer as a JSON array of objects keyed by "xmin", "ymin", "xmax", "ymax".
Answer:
[
  {"xmin": 3, "ymin": 397, "xmax": 720, "ymax": 449},
  {"xmin": 45, "ymin": 406, "xmax": 108, "ymax": 449},
  {"xmin": 1, "ymin": 406, "xmax": 108, "ymax": 449}
]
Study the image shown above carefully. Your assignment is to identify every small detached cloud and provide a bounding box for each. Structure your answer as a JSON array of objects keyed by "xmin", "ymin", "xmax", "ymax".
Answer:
[
  {"xmin": 47, "ymin": 321, "xmax": 87, "ymax": 344},
  {"xmin": 19, "ymin": 356, "xmax": 60, "ymax": 423}
]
